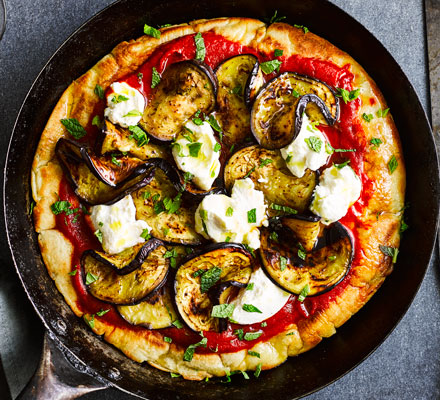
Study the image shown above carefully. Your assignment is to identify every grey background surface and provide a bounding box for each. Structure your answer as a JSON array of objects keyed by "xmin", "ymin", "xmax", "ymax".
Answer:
[{"xmin": 0, "ymin": 0, "xmax": 438, "ymax": 399}]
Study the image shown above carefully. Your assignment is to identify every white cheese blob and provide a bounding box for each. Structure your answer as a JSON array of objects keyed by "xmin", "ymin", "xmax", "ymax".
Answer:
[
  {"xmin": 280, "ymin": 113, "xmax": 330, "ymax": 178},
  {"xmin": 90, "ymin": 195, "xmax": 151, "ymax": 254},
  {"xmin": 194, "ymin": 178, "xmax": 268, "ymax": 249},
  {"xmin": 310, "ymin": 165, "xmax": 362, "ymax": 224},
  {"xmin": 104, "ymin": 82, "xmax": 145, "ymax": 128},
  {"xmin": 230, "ymin": 268, "xmax": 290, "ymax": 325},
  {"xmin": 172, "ymin": 120, "xmax": 221, "ymax": 191}
]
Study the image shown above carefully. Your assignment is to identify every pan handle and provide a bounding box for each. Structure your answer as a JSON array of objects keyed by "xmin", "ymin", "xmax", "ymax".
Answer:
[{"xmin": 17, "ymin": 332, "xmax": 108, "ymax": 400}]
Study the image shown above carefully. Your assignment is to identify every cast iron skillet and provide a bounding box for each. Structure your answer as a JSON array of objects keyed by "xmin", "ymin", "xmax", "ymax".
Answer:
[{"xmin": 4, "ymin": 0, "xmax": 439, "ymax": 398}]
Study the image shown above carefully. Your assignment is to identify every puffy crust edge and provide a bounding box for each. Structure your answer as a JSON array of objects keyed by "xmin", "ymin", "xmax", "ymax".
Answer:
[{"xmin": 32, "ymin": 17, "xmax": 404, "ymax": 379}]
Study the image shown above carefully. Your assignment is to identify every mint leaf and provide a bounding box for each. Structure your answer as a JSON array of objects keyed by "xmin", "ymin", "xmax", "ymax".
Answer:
[
  {"xmin": 200, "ymin": 267, "xmax": 222, "ymax": 293},
  {"xmin": 388, "ymin": 155, "xmax": 398, "ymax": 174},
  {"xmin": 94, "ymin": 84, "xmax": 104, "ymax": 99},
  {"xmin": 194, "ymin": 32, "xmax": 206, "ymax": 62},
  {"xmin": 336, "ymin": 88, "xmax": 360, "ymax": 104},
  {"xmin": 144, "ymin": 24, "xmax": 161, "ymax": 38},
  {"xmin": 298, "ymin": 284, "xmax": 310, "ymax": 302},
  {"xmin": 151, "ymin": 67, "xmax": 161, "ymax": 88},
  {"xmin": 211, "ymin": 303, "xmax": 235, "ymax": 318},
  {"xmin": 183, "ymin": 337, "xmax": 208, "ymax": 361},
  {"xmin": 85, "ymin": 272, "xmax": 98, "ymax": 285},
  {"xmin": 242, "ymin": 304, "xmax": 262, "ymax": 313},
  {"xmin": 260, "ymin": 59, "xmax": 282, "ymax": 74},
  {"xmin": 244, "ymin": 331, "xmax": 262, "ymax": 341},
  {"xmin": 61, "ymin": 118, "xmax": 87, "ymax": 139},
  {"xmin": 247, "ymin": 208, "xmax": 256, "ymax": 224},
  {"xmin": 129, "ymin": 125, "xmax": 149, "ymax": 146},
  {"xmin": 304, "ymin": 136, "xmax": 322, "ymax": 152},
  {"xmin": 379, "ymin": 244, "xmax": 399, "ymax": 263}
]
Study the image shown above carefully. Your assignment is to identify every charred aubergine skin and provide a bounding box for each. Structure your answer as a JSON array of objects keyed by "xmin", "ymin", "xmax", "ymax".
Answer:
[
  {"xmin": 56, "ymin": 138, "xmax": 155, "ymax": 206},
  {"xmin": 81, "ymin": 238, "xmax": 169, "ymax": 305},
  {"xmin": 214, "ymin": 54, "xmax": 263, "ymax": 146},
  {"xmin": 140, "ymin": 60, "xmax": 217, "ymax": 141},
  {"xmin": 250, "ymin": 72, "xmax": 339, "ymax": 149},
  {"xmin": 259, "ymin": 222, "xmax": 353, "ymax": 296},
  {"xmin": 174, "ymin": 243, "xmax": 253, "ymax": 332}
]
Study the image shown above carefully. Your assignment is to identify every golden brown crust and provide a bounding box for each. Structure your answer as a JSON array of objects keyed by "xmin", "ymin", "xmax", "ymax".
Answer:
[{"xmin": 31, "ymin": 17, "xmax": 405, "ymax": 379}]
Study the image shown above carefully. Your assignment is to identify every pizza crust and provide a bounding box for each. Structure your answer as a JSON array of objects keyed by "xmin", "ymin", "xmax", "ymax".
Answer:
[{"xmin": 31, "ymin": 17, "xmax": 404, "ymax": 379}]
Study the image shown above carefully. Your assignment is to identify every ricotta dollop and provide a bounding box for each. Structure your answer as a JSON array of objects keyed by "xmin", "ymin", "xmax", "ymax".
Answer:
[
  {"xmin": 309, "ymin": 164, "xmax": 362, "ymax": 224},
  {"xmin": 230, "ymin": 268, "xmax": 290, "ymax": 325},
  {"xmin": 90, "ymin": 195, "xmax": 151, "ymax": 254},
  {"xmin": 172, "ymin": 120, "xmax": 221, "ymax": 191},
  {"xmin": 104, "ymin": 82, "xmax": 145, "ymax": 128},
  {"xmin": 280, "ymin": 114, "xmax": 330, "ymax": 178},
  {"xmin": 194, "ymin": 178, "xmax": 268, "ymax": 249}
]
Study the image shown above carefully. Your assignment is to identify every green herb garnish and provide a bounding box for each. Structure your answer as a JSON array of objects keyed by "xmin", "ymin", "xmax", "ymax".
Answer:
[
  {"xmin": 85, "ymin": 272, "xmax": 98, "ymax": 285},
  {"xmin": 304, "ymin": 136, "xmax": 322, "ymax": 152},
  {"xmin": 60, "ymin": 118, "xmax": 87, "ymax": 139},
  {"xmin": 187, "ymin": 142, "xmax": 202, "ymax": 157},
  {"xmin": 247, "ymin": 208, "xmax": 256, "ymax": 224},
  {"xmin": 211, "ymin": 304, "xmax": 235, "ymax": 318},
  {"xmin": 94, "ymin": 84, "xmax": 104, "ymax": 99},
  {"xmin": 279, "ymin": 256, "xmax": 287, "ymax": 271},
  {"xmin": 226, "ymin": 207, "xmax": 234, "ymax": 217},
  {"xmin": 200, "ymin": 267, "xmax": 222, "ymax": 293},
  {"xmin": 362, "ymin": 113, "xmax": 374, "ymax": 122},
  {"xmin": 260, "ymin": 59, "xmax": 282, "ymax": 74},
  {"xmin": 370, "ymin": 138, "xmax": 382, "ymax": 149},
  {"xmin": 244, "ymin": 331, "xmax": 262, "ymax": 341},
  {"xmin": 194, "ymin": 32, "xmax": 206, "ymax": 62},
  {"xmin": 183, "ymin": 337, "xmax": 208, "ymax": 362},
  {"xmin": 129, "ymin": 125, "xmax": 149, "ymax": 146},
  {"xmin": 379, "ymin": 245, "xmax": 399, "ymax": 263},
  {"xmin": 388, "ymin": 155, "xmax": 398, "ymax": 174},
  {"xmin": 144, "ymin": 24, "xmax": 161, "ymax": 38},
  {"xmin": 336, "ymin": 88, "xmax": 360, "ymax": 104},
  {"xmin": 242, "ymin": 304, "xmax": 262, "ymax": 313},
  {"xmin": 298, "ymin": 284, "xmax": 310, "ymax": 302}
]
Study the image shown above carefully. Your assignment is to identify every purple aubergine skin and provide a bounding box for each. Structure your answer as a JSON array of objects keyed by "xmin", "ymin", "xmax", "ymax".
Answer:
[
  {"xmin": 250, "ymin": 72, "xmax": 340, "ymax": 149},
  {"xmin": 55, "ymin": 138, "xmax": 156, "ymax": 205},
  {"xmin": 259, "ymin": 221, "xmax": 354, "ymax": 297},
  {"xmin": 80, "ymin": 238, "xmax": 170, "ymax": 306}
]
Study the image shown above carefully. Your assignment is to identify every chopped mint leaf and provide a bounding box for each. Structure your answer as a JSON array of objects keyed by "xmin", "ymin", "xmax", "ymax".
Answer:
[
  {"xmin": 244, "ymin": 331, "xmax": 262, "ymax": 341},
  {"xmin": 362, "ymin": 113, "xmax": 374, "ymax": 122},
  {"xmin": 200, "ymin": 267, "xmax": 222, "ymax": 293},
  {"xmin": 242, "ymin": 304, "xmax": 262, "ymax": 313},
  {"xmin": 260, "ymin": 59, "xmax": 282, "ymax": 74},
  {"xmin": 144, "ymin": 24, "xmax": 161, "ymax": 38},
  {"xmin": 60, "ymin": 118, "xmax": 87, "ymax": 139},
  {"xmin": 194, "ymin": 32, "xmax": 206, "ymax": 62},
  {"xmin": 370, "ymin": 138, "xmax": 382, "ymax": 149},
  {"xmin": 304, "ymin": 136, "xmax": 322, "ymax": 152},
  {"xmin": 298, "ymin": 284, "xmax": 310, "ymax": 302},
  {"xmin": 187, "ymin": 142, "xmax": 202, "ymax": 157},
  {"xmin": 211, "ymin": 303, "xmax": 235, "ymax": 318},
  {"xmin": 85, "ymin": 272, "xmax": 98, "ymax": 285},
  {"xmin": 379, "ymin": 244, "xmax": 399, "ymax": 263},
  {"xmin": 129, "ymin": 125, "xmax": 149, "ymax": 146},
  {"xmin": 247, "ymin": 208, "xmax": 257, "ymax": 224},
  {"xmin": 151, "ymin": 67, "xmax": 161, "ymax": 88},
  {"xmin": 388, "ymin": 155, "xmax": 398, "ymax": 174},
  {"xmin": 94, "ymin": 84, "xmax": 105, "ymax": 99},
  {"xmin": 96, "ymin": 309, "xmax": 110, "ymax": 317},
  {"xmin": 274, "ymin": 49, "xmax": 283, "ymax": 57},
  {"xmin": 279, "ymin": 255, "xmax": 287, "ymax": 271},
  {"xmin": 294, "ymin": 24, "xmax": 309, "ymax": 33},
  {"xmin": 336, "ymin": 88, "xmax": 360, "ymax": 104}
]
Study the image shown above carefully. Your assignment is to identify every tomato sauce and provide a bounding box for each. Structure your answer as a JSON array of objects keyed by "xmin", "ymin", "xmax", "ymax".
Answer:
[{"xmin": 55, "ymin": 32, "xmax": 372, "ymax": 354}]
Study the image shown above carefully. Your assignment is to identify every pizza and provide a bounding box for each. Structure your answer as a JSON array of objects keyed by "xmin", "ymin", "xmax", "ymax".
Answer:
[{"xmin": 31, "ymin": 16, "xmax": 405, "ymax": 381}]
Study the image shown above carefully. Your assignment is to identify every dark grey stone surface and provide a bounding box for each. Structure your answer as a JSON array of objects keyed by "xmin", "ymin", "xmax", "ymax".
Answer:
[{"xmin": 0, "ymin": 0, "xmax": 438, "ymax": 399}]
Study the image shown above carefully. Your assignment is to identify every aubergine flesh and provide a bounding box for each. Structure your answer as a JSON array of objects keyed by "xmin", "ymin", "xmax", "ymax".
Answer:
[
  {"xmin": 84, "ymin": 242, "xmax": 158, "ymax": 275},
  {"xmin": 250, "ymin": 72, "xmax": 339, "ymax": 149},
  {"xmin": 215, "ymin": 54, "xmax": 263, "ymax": 146},
  {"xmin": 56, "ymin": 138, "xmax": 154, "ymax": 205},
  {"xmin": 82, "ymin": 238, "xmax": 169, "ymax": 305},
  {"xmin": 140, "ymin": 60, "xmax": 217, "ymax": 141},
  {"xmin": 275, "ymin": 214, "xmax": 322, "ymax": 252},
  {"xmin": 117, "ymin": 283, "xmax": 178, "ymax": 329},
  {"xmin": 174, "ymin": 243, "xmax": 253, "ymax": 332},
  {"xmin": 100, "ymin": 119, "xmax": 170, "ymax": 161},
  {"xmin": 259, "ymin": 222, "xmax": 353, "ymax": 296},
  {"xmin": 131, "ymin": 167, "xmax": 203, "ymax": 245},
  {"xmin": 224, "ymin": 145, "xmax": 317, "ymax": 213}
]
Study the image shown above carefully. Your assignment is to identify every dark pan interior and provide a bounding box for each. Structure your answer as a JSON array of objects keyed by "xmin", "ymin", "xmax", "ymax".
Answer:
[{"xmin": 4, "ymin": 0, "xmax": 439, "ymax": 399}]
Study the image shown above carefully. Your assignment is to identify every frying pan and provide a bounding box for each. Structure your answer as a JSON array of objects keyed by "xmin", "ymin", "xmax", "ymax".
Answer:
[{"xmin": 4, "ymin": 0, "xmax": 439, "ymax": 398}]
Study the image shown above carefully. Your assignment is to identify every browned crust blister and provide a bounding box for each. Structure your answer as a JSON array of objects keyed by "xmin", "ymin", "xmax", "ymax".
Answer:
[{"xmin": 31, "ymin": 17, "xmax": 405, "ymax": 380}]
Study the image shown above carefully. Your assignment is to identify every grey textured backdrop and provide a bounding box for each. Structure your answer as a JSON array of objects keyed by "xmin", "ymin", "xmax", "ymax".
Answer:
[{"xmin": 0, "ymin": 0, "xmax": 438, "ymax": 399}]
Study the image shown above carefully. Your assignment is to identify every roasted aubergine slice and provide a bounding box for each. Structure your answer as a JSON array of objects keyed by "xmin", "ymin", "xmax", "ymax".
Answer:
[
  {"xmin": 100, "ymin": 119, "xmax": 170, "ymax": 161},
  {"xmin": 117, "ymin": 282, "xmax": 178, "ymax": 329},
  {"xmin": 174, "ymin": 243, "xmax": 253, "ymax": 332},
  {"xmin": 215, "ymin": 54, "xmax": 264, "ymax": 145},
  {"xmin": 140, "ymin": 60, "xmax": 217, "ymax": 141},
  {"xmin": 83, "ymin": 242, "xmax": 156, "ymax": 275},
  {"xmin": 56, "ymin": 138, "xmax": 154, "ymax": 205},
  {"xmin": 131, "ymin": 167, "xmax": 203, "ymax": 245},
  {"xmin": 81, "ymin": 238, "xmax": 169, "ymax": 305},
  {"xmin": 224, "ymin": 145, "xmax": 317, "ymax": 213},
  {"xmin": 272, "ymin": 214, "xmax": 322, "ymax": 252},
  {"xmin": 259, "ymin": 222, "xmax": 353, "ymax": 296},
  {"xmin": 250, "ymin": 72, "xmax": 339, "ymax": 149}
]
